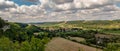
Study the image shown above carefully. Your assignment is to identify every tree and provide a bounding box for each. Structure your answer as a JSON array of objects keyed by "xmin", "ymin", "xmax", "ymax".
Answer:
[
  {"xmin": 25, "ymin": 24, "xmax": 40, "ymax": 34},
  {"xmin": 0, "ymin": 17, "xmax": 6, "ymax": 28},
  {"xmin": 3, "ymin": 23, "xmax": 29, "ymax": 42},
  {"xmin": 36, "ymin": 32, "xmax": 49, "ymax": 39},
  {"xmin": 104, "ymin": 43, "xmax": 120, "ymax": 51},
  {"xmin": 20, "ymin": 41, "xmax": 32, "ymax": 51},
  {"xmin": 0, "ymin": 37, "xmax": 14, "ymax": 51},
  {"xmin": 25, "ymin": 24, "xmax": 40, "ymax": 40},
  {"xmin": 0, "ymin": 17, "xmax": 6, "ymax": 37},
  {"xmin": 13, "ymin": 41, "xmax": 21, "ymax": 51},
  {"xmin": 30, "ymin": 37, "xmax": 45, "ymax": 51},
  {"xmin": 20, "ymin": 37, "xmax": 50, "ymax": 51}
]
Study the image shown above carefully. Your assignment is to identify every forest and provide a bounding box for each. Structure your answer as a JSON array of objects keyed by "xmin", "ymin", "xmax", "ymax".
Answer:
[{"xmin": 0, "ymin": 17, "xmax": 50, "ymax": 51}]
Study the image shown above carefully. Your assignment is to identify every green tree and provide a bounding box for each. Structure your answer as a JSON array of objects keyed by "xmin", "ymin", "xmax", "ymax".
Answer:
[
  {"xmin": 13, "ymin": 41, "xmax": 21, "ymax": 51},
  {"xmin": 30, "ymin": 37, "xmax": 45, "ymax": 51},
  {"xmin": 20, "ymin": 37, "xmax": 50, "ymax": 51},
  {"xmin": 104, "ymin": 43, "xmax": 120, "ymax": 51},
  {"xmin": 37, "ymin": 32, "xmax": 48, "ymax": 39},
  {"xmin": 25, "ymin": 24, "xmax": 40, "ymax": 34},
  {"xmin": 4, "ymin": 23, "xmax": 28, "ymax": 42},
  {"xmin": 20, "ymin": 41, "xmax": 32, "ymax": 51},
  {"xmin": 0, "ymin": 37, "xmax": 14, "ymax": 51},
  {"xmin": 0, "ymin": 17, "xmax": 6, "ymax": 37},
  {"xmin": 0, "ymin": 17, "xmax": 6, "ymax": 28}
]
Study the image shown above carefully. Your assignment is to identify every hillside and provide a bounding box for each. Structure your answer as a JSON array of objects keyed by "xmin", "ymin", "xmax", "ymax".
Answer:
[{"xmin": 33, "ymin": 20, "xmax": 120, "ymax": 35}]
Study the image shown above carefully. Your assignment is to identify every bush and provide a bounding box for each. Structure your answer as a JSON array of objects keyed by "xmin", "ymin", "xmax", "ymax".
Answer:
[
  {"xmin": 104, "ymin": 43, "xmax": 120, "ymax": 51},
  {"xmin": 0, "ymin": 37, "xmax": 14, "ymax": 51}
]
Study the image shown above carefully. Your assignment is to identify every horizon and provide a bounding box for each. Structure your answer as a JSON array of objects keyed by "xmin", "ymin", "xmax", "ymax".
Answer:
[{"xmin": 8, "ymin": 19, "xmax": 120, "ymax": 24}]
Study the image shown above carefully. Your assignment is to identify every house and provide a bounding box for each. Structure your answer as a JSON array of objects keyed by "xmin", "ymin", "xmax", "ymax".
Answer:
[
  {"xmin": 95, "ymin": 34, "xmax": 113, "ymax": 44},
  {"xmin": 2, "ymin": 25, "xmax": 10, "ymax": 32}
]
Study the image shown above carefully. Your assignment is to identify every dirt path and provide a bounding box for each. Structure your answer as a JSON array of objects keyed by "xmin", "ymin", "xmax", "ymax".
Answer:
[{"xmin": 45, "ymin": 37, "xmax": 102, "ymax": 51}]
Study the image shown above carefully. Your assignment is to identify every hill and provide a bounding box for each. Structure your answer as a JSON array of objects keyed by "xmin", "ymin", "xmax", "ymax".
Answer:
[{"xmin": 32, "ymin": 20, "xmax": 120, "ymax": 35}]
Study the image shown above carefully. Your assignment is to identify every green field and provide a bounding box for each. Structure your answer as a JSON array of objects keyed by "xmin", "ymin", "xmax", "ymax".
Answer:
[{"xmin": 34, "ymin": 20, "xmax": 120, "ymax": 35}]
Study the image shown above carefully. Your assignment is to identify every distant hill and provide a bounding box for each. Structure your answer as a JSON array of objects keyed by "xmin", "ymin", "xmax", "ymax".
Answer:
[
  {"xmin": 31, "ymin": 20, "xmax": 120, "ymax": 29},
  {"xmin": 31, "ymin": 20, "xmax": 120, "ymax": 35}
]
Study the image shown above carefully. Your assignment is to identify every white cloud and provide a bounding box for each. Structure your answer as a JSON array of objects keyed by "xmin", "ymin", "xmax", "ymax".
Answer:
[
  {"xmin": 0, "ymin": 0, "xmax": 17, "ymax": 11},
  {"xmin": 52, "ymin": 0, "xmax": 73, "ymax": 4},
  {"xmin": 0, "ymin": 0, "xmax": 120, "ymax": 23},
  {"xmin": 73, "ymin": 0, "xmax": 112, "ymax": 8},
  {"xmin": 38, "ymin": 0, "xmax": 120, "ymax": 11}
]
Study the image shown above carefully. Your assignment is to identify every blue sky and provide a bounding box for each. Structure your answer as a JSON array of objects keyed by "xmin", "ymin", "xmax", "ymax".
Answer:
[
  {"xmin": 11, "ymin": 0, "xmax": 37, "ymax": 6},
  {"xmin": 116, "ymin": 3, "xmax": 120, "ymax": 7}
]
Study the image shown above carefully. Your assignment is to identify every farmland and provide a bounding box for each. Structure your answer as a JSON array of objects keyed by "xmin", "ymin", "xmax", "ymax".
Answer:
[
  {"xmin": 37, "ymin": 20, "xmax": 120, "ymax": 35},
  {"xmin": 34, "ymin": 20, "xmax": 120, "ymax": 51},
  {"xmin": 45, "ymin": 37, "xmax": 102, "ymax": 51}
]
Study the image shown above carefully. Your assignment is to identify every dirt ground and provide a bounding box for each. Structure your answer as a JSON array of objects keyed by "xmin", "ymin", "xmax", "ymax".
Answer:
[{"xmin": 45, "ymin": 37, "xmax": 102, "ymax": 51}]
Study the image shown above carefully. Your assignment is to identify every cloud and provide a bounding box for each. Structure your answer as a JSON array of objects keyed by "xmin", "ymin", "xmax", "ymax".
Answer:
[
  {"xmin": 38, "ymin": 0, "xmax": 120, "ymax": 11},
  {"xmin": 100, "ymin": 5, "xmax": 120, "ymax": 11},
  {"xmin": 0, "ymin": 0, "xmax": 120, "ymax": 23},
  {"xmin": 73, "ymin": 0, "xmax": 109, "ymax": 8},
  {"xmin": 0, "ymin": 0, "xmax": 17, "ymax": 11},
  {"xmin": 18, "ymin": 0, "xmax": 120, "ymax": 11},
  {"xmin": 25, "ymin": 0, "xmax": 39, "ymax": 2},
  {"xmin": 115, "ymin": 0, "xmax": 120, "ymax": 3},
  {"xmin": 52, "ymin": 0, "xmax": 73, "ymax": 4}
]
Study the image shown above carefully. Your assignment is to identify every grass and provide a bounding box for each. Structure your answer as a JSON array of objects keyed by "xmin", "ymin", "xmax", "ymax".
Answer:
[
  {"xmin": 69, "ymin": 37, "xmax": 85, "ymax": 42},
  {"xmin": 101, "ymin": 30, "xmax": 120, "ymax": 35},
  {"xmin": 38, "ymin": 20, "xmax": 120, "ymax": 28}
]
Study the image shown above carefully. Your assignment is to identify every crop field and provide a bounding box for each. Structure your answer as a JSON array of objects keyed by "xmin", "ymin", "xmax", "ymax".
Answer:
[
  {"xmin": 69, "ymin": 37, "xmax": 85, "ymax": 42},
  {"xmin": 45, "ymin": 37, "xmax": 102, "ymax": 51}
]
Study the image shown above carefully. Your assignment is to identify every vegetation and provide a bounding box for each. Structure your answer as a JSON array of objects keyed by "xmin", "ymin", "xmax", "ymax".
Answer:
[
  {"xmin": 104, "ymin": 43, "xmax": 120, "ymax": 51},
  {"xmin": 38, "ymin": 20, "xmax": 120, "ymax": 34},
  {"xmin": 0, "ymin": 17, "xmax": 120, "ymax": 51},
  {"xmin": 35, "ymin": 20, "xmax": 120, "ymax": 50},
  {"xmin": 0, "ymin": 17, "xmax": 50, "ymax": 51}
]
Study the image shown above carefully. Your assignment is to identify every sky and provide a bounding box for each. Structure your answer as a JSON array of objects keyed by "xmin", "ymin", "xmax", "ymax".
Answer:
[
  {"xmin": 11, "ymin": 0, "xmax": 37, "ymax": 6},
  {"xmin": 0, "ymin": 0, "xmax": 120, "ymax": 23}
]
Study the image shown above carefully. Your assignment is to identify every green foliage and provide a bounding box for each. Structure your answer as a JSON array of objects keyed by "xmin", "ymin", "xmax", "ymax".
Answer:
[
  {"xmin": 104, "ymin": 43, "xmax": 120, "ymax": 51},
  {"xmin": 20, "ymin": 41, "xmax": 31, "ymax": 51},
  {"xmin": 25, "ymin": 24, "xmax": 40, "ymax": 33},
  {"xmin": 0, "ymin": 36, "xmax": 50, "ymax": 51},
  {"xmin": 36, "ymin": 32, "xmax": 49, "ymax": 39},
  {"xmin": 13, "ymin": 42, "xmax": 20, "ymax": 51},
  {"xmin": 0, "ymin": 18, "xmax": 50, "ymax": 51},
  {"xmin": 4, "ymin": 23, "xmax": 28, "ymax": 42},
  {"xmin": 56, "ymin": 30, "xmax": 96, "ymax": 39},
  {"xmin": 25, "ymin": 24, "xmax": 41, "ymax": 40},
  {"xmin": 39, "ymin": 20, "xmax": 120, "ymax": 34},
  {"xmin": 100, "ymin": 29, "xmax": 120, "ymax": 35},
  {"xmin": 0, "ymin": 17, "xmax": 6, "ymax": 28},
  {"xmin": 0, "ymin": 37, "xmax": 14, "ymax": 51},
  {"xmin": 1, "ymin": 17, "xmax": 120, "ymax": 51},
  {"xmin": 20, "ymin": 37, "xmax": 50, "ymax": 51},
  {"xmin": 30, "ymin": 37, "xmax": 45, "ymax": 51},
  {"xmin": 0, "ymin": 17, "xmax": 7, "ymax": 37}
]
